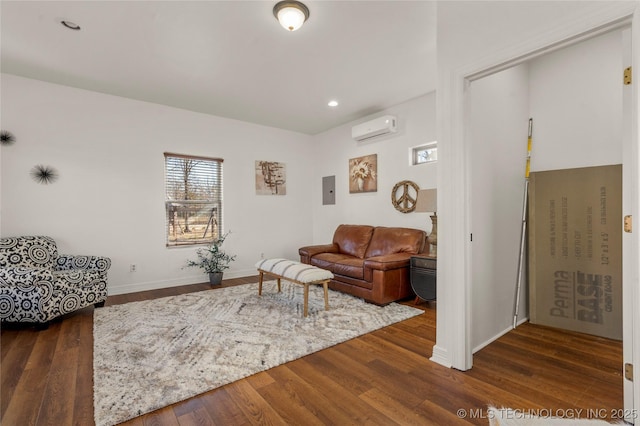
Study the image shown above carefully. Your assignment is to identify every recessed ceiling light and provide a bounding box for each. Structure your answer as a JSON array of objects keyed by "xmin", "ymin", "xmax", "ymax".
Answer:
[
  {"xmin": 328, "ymin": 100, "xmax": 339, "ymax": 107},
  {"xmin": 61, "ymin": 20, "xmax": 81, "ymax": 31}
]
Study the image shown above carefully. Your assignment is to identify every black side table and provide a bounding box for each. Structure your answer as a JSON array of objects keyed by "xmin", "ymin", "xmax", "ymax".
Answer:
[{"xmin": 410, "ymin": 254, "xmax": 437, "ymax": 303}]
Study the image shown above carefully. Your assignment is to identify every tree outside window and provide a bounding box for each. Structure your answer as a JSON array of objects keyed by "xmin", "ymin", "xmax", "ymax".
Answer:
[{"xmin": 164, "ymin": 153, "xmax": 223, "ymax": 247}]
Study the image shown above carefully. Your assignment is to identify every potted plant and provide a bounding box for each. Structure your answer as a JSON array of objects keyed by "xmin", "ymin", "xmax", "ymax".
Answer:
[{"xmin": 186, "ymin": 232, "xmax": 236, "ymax": 285}]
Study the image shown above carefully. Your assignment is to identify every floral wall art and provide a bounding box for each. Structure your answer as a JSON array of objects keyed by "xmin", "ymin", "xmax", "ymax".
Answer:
[
  {"xmin": 349, "ymin": 154, "xmax": 377, "ymax": 193},
  {"xmin": 255, "ymin": 160, "xmax": 286, "ymax": 195}
]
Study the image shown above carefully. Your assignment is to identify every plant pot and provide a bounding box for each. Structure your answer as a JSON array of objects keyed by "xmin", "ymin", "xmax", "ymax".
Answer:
[{"xmin": 208, "ymin": 272, "xmax": 223, "ymax": 286}]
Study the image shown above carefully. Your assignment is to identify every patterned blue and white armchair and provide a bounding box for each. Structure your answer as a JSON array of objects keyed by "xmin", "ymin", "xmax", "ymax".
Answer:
[{"xmin": 0, "ymin": 236, "xmax": 110, "ymax": 328}]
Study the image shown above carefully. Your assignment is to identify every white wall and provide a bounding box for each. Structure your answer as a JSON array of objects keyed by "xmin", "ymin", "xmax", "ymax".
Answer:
[
  {"xmin": 466, "ymin": 28, "xmax": 624, "ymax": 353},
  {"xmin": 310, "ymin": 93, "xmax": 437, "ymax": 243},
  {"xmin": 469, "ymin": 64, "xmax": 530, "ymax": 351},
  {"xmin": 529, "ymin": 28, "xmax": 623, "ymax": 172},
  {"xmin": 0, "ymin": 74, "xmax": 314, "ymax": 295},
  {"xmin": 435, "ymin": 0, "xmax": 635, "ymax": 370},
  {"xmin": 1, "ymin": 75, "xmax": 435, "ymax": 295}
]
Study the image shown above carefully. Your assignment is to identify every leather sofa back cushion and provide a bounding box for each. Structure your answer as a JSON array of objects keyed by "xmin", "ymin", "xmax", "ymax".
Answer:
[
  {"xmin": 364, "ymin": 227, "xmax": 425, "ymax": 258},
  {"xmin": 333, "ymin": 225, "xmax": 374, "ymax": 259}
]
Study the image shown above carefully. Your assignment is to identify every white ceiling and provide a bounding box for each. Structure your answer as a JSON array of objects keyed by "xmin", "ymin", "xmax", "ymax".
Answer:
[{"xmin": 1, "ymin": 1, "xmax": 436, "ymax": 135}]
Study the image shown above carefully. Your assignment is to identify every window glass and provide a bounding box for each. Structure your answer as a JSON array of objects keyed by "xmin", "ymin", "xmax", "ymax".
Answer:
[
  {"xmin": 164, "ymin": 153, "xmax": 223, "ymax": 247},
  {"xmin": 412, "ymin": 142, "xmax": 438, "ymax": 165}
]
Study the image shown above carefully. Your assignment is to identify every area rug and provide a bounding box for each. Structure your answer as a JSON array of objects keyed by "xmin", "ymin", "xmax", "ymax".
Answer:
[
  {"xmin": 488, "ymin": 406, "xmax": 625, "ymax": 425},
  {"xmin": 93, "ymin": 281, "xmax": 422, "ymax": 426}
]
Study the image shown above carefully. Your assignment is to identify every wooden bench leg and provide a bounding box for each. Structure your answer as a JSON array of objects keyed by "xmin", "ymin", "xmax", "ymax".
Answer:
[
  {"xmin": 257, "ymin": 266, "xmax": 331, "ymax": 318},
  {"xmin": 323, "ymin": 281, "xmax": 329, "ymax": 311},
  {"xmin": 303, "ymin": 283, "xmax": 310, "ymax": 317}
]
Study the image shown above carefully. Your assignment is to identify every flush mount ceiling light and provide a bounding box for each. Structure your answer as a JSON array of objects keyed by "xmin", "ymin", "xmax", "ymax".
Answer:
[
  {"xmin": 273, "ymin": 1, "xmax": 310, "ymax": 32},
  {"xmin": 328, "ymin": 100, "xmax": 339, "ymax": 107},
  {"xmin": 61, "ymin": 20, "xmax": 81, "ymax": 30}
]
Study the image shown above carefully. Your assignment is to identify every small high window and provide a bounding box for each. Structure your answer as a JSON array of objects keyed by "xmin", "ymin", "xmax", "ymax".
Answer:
[{"xmin": 412, "ymin": 142, "xmax": 438, "ymax": 165}]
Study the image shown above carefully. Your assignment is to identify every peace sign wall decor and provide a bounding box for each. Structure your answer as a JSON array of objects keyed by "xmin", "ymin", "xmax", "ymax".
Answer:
[{"xmin": 392, "ymin": 180, "xmax": 420, "ymax": 213}]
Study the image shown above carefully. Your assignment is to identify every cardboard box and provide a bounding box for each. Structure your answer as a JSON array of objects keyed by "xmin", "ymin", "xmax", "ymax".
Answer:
[{"xmin": 528, "ymin": 165, "xmax": 622, "ymax": 340}]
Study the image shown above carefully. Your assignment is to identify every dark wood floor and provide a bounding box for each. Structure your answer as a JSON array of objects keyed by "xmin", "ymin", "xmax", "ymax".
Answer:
[{"xmin": 1, "ymin": 276, "xmax": 623, "ymax": 425}]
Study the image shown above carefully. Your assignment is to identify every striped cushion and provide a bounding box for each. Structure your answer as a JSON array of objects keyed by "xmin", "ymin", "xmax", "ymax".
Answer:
[{"xmin": 255, "ymin": 258, "xmax": 333, "ymax": 283}]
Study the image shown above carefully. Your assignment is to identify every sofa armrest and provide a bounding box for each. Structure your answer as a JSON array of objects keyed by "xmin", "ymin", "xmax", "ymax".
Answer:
[
  {"xmin": 364, "ymin": 253, "xmax": 412, "ymax": 271},
  {"xmin": 0, "ymin": 267, "xmax": 54, "ymax": 286},
  {"xmin": 56, "ymin": 255, "xmax": 112, "ymax": 272},
  {"xmin": 298, "ymin": 244, "xmax": 339, "ymax": 263}
]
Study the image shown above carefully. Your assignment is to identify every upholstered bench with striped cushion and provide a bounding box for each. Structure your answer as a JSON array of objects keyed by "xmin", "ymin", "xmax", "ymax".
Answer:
[{"xmin": 255, "ymin": 258, "xmax": 334, "ymax": 317}]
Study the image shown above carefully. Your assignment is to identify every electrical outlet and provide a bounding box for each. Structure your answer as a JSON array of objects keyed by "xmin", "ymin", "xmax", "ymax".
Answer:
[
  {"xmin": 130, "ymin": 264, "xmax": 137, "ymax": 272},
  {"xmin": 260, "ymin": 252, "xmax": 265, "ymax": 259}
]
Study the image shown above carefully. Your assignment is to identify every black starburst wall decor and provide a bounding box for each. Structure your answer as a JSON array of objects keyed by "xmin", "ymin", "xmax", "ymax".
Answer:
[
  {"xmin": 30, "ymin": 165, "xmax": 59, "ymax": 185},
  {"xmin": 0, "ymin": 130, "xmax": 16, "ymax": 146}
]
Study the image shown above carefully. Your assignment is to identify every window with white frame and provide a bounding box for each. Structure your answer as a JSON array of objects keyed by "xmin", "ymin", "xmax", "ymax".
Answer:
[
  {"xmin": 164, "ymin": 152, "xmax": 223, "ymax": 247},
  {"xmin": 412, "ymin": 141, "xmax": 438, "ymax": 165}
]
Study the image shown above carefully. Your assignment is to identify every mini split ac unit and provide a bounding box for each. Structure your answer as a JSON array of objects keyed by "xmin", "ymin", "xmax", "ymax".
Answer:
[{"xmin": 352, "ymin": 115, "xmax": 397, "ymax": 142}]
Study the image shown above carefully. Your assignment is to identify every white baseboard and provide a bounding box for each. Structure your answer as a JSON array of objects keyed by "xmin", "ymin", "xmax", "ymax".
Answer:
[
  {"xmin": 223, "ymin": 268, "xmax": 259, "ymax": 279},
  {"xmin": 107, "ymin": 268, "xmax": 258, "ymax": 296},
  {"xmin": 430, "ymin": 344, "xmax": 452, "ymax": 368},
  {"xmin": 472, "ymin": 317, "xmax": 529, "ymax": 354}
]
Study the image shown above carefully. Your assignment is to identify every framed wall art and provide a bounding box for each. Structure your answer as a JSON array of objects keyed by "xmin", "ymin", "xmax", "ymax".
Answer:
[
  {"xmin": 349, "ymin": 154, "xmax": 377, "ymax": 193},
  {"xmin": 256, "ymin": 161, "xmax": 286, "ymax": 195}
]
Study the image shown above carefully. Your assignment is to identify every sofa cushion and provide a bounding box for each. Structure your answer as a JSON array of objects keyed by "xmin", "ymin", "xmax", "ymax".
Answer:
[
  {"xmin": 0, "ymin": 236, "xmax": 58, "ymax": 270},
  {"xmin": 332, "ymin": 258, "xmax": 365, "ymax": 280},
  {"xmin": 364, "ymin": 227, "xmax": 425, "ymax": 258},
  {"xmin": 332, "ymin": 225, "xmax": 374, "ymax": 259},
  {"xmin": 310, "ymin": 253, "xmax": 352, "ymax": 271},
  {"xmin": 311, "ymin": 253, "xmax": 365, "ymax": 280}
]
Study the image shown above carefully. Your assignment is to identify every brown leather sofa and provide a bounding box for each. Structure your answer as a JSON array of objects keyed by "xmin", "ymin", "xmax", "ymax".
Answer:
[{"xmin": 298, "ymin": 224, "xmax": 426, "ymax": 305}]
